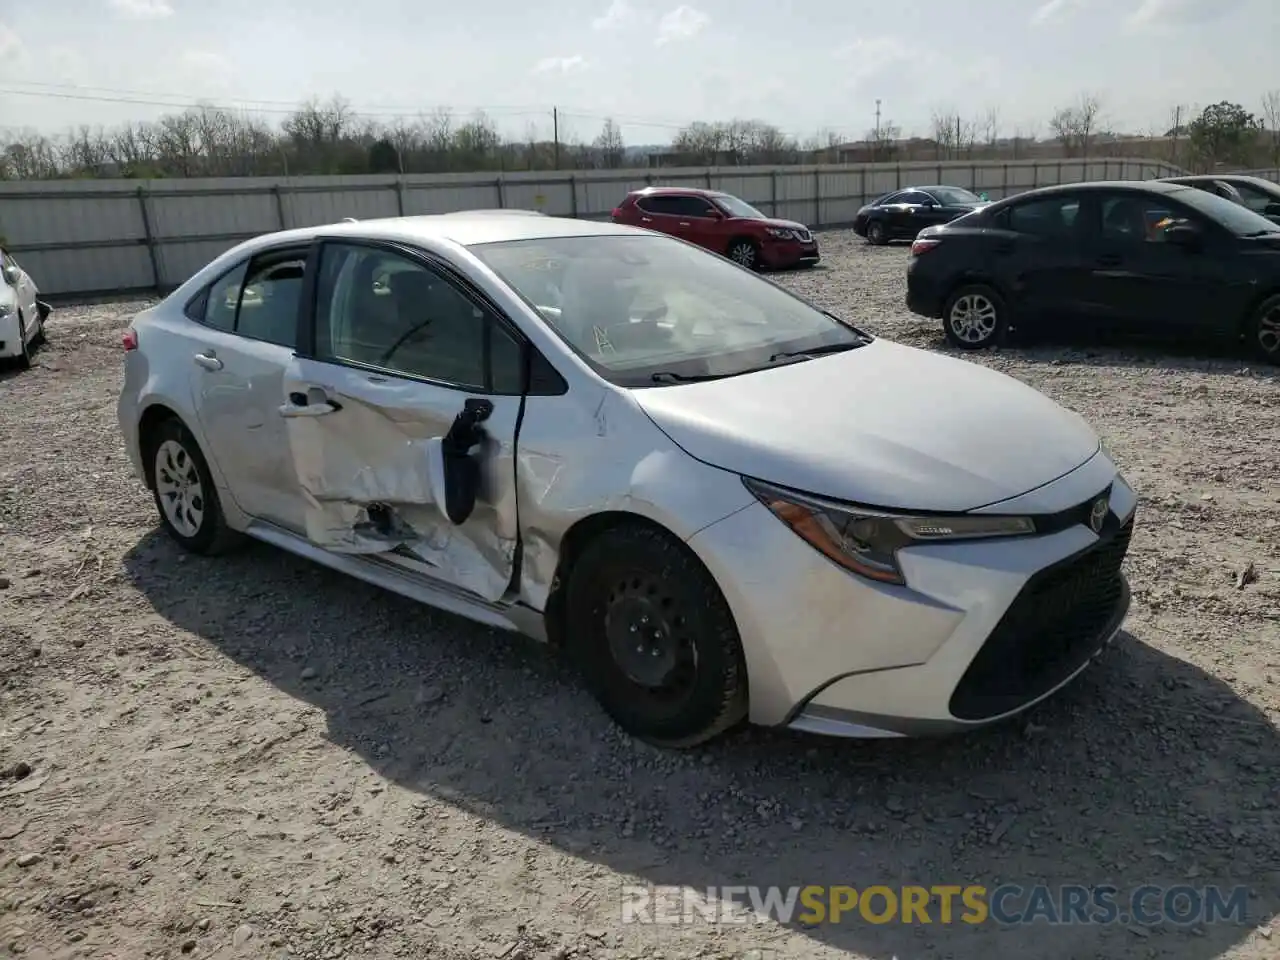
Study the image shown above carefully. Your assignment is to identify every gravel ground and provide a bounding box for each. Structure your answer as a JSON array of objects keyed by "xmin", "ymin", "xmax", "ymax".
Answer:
[{"xmin": 1, "ymin": 230, "xmax": 1278, "ymax": 960}]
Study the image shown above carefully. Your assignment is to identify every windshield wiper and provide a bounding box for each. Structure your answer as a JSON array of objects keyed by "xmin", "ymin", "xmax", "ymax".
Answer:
[
  {"xmin": 769, "ymin": 341, "xmax": 865, "ymax": 363},
  {"xmin": 649, "ymin": 370, "xmax": 734, "ymax": 384}
]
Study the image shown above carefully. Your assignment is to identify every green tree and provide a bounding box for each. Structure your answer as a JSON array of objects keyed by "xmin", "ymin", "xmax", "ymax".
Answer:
[
  {"xmin": 368, "ymin": 138, "xmax": 401, "ymax": 174},
  {"xmin": 1187, "ymin": 101, "xmax": 1261, "ymax": 168}
]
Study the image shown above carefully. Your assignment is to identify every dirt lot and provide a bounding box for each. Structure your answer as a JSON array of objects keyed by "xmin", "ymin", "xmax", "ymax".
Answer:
[{"xmin": 1, "ymin": 231, "xmax": 1278, "ymax": 960}]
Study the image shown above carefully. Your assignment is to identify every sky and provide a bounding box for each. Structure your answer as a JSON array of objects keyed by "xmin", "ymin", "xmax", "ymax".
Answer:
[{"xmin": 0, "ymin": 0, "xmax": 1273, "ymax": 147}]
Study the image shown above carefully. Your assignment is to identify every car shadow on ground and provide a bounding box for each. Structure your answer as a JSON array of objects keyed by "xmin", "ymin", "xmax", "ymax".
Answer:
[{"xmin": 122, "ymin": 531, "xmax": 1279, "ymax": 960}]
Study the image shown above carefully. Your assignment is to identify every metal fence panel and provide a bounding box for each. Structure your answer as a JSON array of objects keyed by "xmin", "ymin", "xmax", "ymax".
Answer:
[{"xmin": 0, "ymin": 156, "xmax": 1185, "ymax": 297}]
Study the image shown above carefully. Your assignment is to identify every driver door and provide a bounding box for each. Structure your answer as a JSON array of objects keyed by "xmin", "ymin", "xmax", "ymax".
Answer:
[{"xmin": 281, "ymin": 238, "xmax": 526, "ymax": 603}]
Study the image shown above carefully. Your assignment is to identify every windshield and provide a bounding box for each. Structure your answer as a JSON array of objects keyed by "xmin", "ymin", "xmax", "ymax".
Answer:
[
  {"xmin": 713, "ymin": 194, "xmax": 767, "ymax": 219},
  {"xmin": 930, "ymin": 186, "xmax": 982, "ymax": 205},
  {"xmin": 470, "ymin": 234, "xmax": 868, "ymax": 387},
  {"xmin": 1173, "ymin": 186, "xmax": 1280, "ymax": 235}
]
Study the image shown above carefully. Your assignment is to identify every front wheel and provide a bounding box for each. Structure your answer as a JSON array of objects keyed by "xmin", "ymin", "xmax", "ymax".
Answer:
[
  {"xmin": 866, "ymin": 220, "xmax": 888, "ymax": 245},
  {"xmin": 11, "ymin": 313, "xmax": 32, "ymax": 370},
  {"xmin": 566, "ymin": 524, "xmax": 748, "ymax": 748},
  {"xmin": 726, "ymin": 239, "xmax": 761, "ymax": 271},
  {"xmin": 943, "ymin": 284, "xmax": 1008, "ymax": 350},
  {"xmin": 1245, "ymin": 294, "xmax": 1280, "ymax": 365}
]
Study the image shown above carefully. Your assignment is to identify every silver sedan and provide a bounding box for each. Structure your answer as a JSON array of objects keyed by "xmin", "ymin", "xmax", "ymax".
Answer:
[{"xmin": 117, "ymin": 212, "xmax": 1136, "ymax": 747}]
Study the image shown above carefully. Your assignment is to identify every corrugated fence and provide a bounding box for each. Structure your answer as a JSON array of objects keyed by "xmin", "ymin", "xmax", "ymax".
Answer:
[{"xmin": 1, "ymin": 156, "xmax": 1187, "ymax": 298}]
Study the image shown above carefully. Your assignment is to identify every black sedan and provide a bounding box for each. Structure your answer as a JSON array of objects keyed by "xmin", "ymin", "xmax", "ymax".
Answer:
[
  {"xmin": 852, "ymin": 185, "xmax": 990, "ymax": 245},
  {"xmin": 1160, "ymin": 174, "xmax": 1280, "ymax": 224},
  {"xmin": 904, "ymin": 180, "xmax": 1280, "ymax": 364}
]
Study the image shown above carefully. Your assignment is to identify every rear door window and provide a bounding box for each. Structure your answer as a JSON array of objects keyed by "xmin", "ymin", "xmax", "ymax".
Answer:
[{"xmin": 1005, "ymin": 196, "xmax": 1082, "ymax": 237}]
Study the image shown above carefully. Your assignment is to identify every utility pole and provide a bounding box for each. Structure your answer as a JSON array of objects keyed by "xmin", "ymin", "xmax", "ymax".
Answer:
[
  {"xmin": 874, "ymin": 99, "xmax": 882, "ymax": 161},
  {"xmin": 553, "ymin": 107, "xmax": 561, "ymax": 170}
]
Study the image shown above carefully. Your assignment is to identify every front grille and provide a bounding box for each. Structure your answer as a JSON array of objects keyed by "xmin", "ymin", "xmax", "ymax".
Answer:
[
  {"xmin": 795, "ymin": 229, "xmax": 813, "ymax": 243},
  {"xmin": 949, "ymin": 516, "xmax": 1133, "ymax": 721}
]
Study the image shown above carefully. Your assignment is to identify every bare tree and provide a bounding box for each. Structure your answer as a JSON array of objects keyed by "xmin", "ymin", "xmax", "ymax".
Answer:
[
  {"xmin": 592, "ymin": 118, "xmax": 626, "ymax": 169},
  {"xmin": 1262, "ymin": 90, "xmax": 1280, "ymax": 167},
  {"xmin": 981, "ymin": 107, "xmax": 1001, "ymax": 149},
  {"xmin": 1049, "ymin": 92, "xmax": 1104, "ymax": 158}
]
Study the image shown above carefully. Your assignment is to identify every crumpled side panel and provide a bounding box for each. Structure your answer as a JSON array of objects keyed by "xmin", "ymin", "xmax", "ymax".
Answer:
[{"xmin": 284, "ymin": 392, "xmax": 515, "ymax": 602}]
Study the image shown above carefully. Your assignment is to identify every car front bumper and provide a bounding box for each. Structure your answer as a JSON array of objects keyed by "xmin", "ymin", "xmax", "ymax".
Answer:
[
  {"xmin": 686, "ymin": 450, "xmax": 1136, "ymax": 737},
  {"xmin": 0, "ymin": 311, "xmax": 22, "ymax": 358},
  {"xmin": 762, "ymin": 238, "xmax": 820, "ymax": 268}
]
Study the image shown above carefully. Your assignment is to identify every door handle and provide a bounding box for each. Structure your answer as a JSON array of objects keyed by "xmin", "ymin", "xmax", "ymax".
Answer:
[
  {"xmin": 678, "ymin": 221, "xmax": 691, "ymax": 226},
  {"xmin": 994, "ymin": 242, "xmax": 1014, "ymax": 255},
  {"xmin": 640, "ymin": 217, "xmax": 653, "ymax": 223},
  {"xmin": 279, "ymin": 389, "xmax": 342, "ymax": 418},
  {"xmin": 1096, "ymin": 254, "xmax": 1122, "ymax": 267},
  {"xmin": 193, "ymin": 351, "xmax": 222, "ymax": 371}
]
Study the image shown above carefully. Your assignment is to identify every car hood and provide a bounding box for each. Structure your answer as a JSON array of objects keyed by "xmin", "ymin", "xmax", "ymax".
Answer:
[
  {"xmin": 632, "ymin": 339, "xmax": 1100, "ymax": 512},
  {"xmin": 751, "ymin": 217, "xmax": 810, "ymax": 232}
]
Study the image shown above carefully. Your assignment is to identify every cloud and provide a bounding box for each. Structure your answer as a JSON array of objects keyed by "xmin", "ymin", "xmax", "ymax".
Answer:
[
  {"xmin": 655, "ymin": 6, "xmax": 709, "ymax": 45},
  {"xmin": 1125, "ymin": 0, "xmax": 1239, "ymax": 28},
  {"xmin": 592, "ymin": 0, "xmax": 635, "ymax": 31},
  {"xmin": 1030, "ymin": 0, "xmax": 1084, "ymax": 25},
  {"xmin": 833, "ymin": 36, "xmax": 913, "ymax": 81},
  {"xmin": 107, "ymin": 0, "xmax": 174, "ymax": 19},
  {"xmin": 532, "ymin": 55, "xmax": 588, "ymax": 75},
  {"xmin": 0, "ymin": 22, "xmax": 21, "ymax": 59}
]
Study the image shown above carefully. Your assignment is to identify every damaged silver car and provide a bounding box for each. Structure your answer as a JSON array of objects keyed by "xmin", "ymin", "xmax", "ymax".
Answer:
[{"xmin": 118, "ymin": 212, "xmax": 1135, "ymax": 748}]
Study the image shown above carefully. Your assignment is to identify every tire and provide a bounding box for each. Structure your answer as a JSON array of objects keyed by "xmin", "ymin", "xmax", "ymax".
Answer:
[
  {"xmin": 726, "ymin": 238, "xmax": 761, "ymax": 271},
  {"xmin": 943, "ymin": 283, "xmax": 1008, "ymax": 350},
  {"xmin": 30, "ymin": 313, "xmax": 46, "ymax": 348},
  {"xmin": 146, "ymin": 418, "xmax": 242, "ymax": 555},
  {"xmin": 565, "ymin": 523, "xmax": 748, "ymax": 748},
  {"xmin": 866, "ymin": 220, "xmax": 888, "ymax": 245},
  {"xmin": 12, "ymin": 313, "xmax": 31, "ymax": 369},
  {"xmin": 1244, "ymin": 294, "xmax": 1280, "ymax": 365}
]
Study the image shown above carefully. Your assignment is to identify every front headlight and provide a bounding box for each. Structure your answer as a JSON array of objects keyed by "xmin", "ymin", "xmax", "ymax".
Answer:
[
  {"xmin": 765, "ymin": 227, "xmax": 795, "ymax": 240},
  {"xmin": 743, "ymin": 477, "xmax": 1035, "ymax": 586}
]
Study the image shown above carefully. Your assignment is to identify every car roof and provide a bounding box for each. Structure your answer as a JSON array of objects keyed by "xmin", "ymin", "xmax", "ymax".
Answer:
[
  {"xmin": 1166, "ymin": 174, "xmax": 1279, "ymax": 189},
  {"xmin": 628, "ymin": 186, "xmax": 716, "ymax": 197},
  {"xmin": 1007, "ymin": 180, "xmax": 1191, "ymax": 199},
  {"xmin": 233, "ymin": 211, "xmax": 645, "ymax": 253}
]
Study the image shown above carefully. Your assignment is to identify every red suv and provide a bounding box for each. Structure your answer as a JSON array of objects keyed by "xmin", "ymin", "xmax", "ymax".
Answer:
[{"xmin": 611, "ymin": 187, "xmax": 819, "ymax": 271}]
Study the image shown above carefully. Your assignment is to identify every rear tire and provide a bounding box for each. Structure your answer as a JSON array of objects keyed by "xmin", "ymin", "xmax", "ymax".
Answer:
[
  {"xmin": 566, "ymin": 523, "xmax": 748, "ymax": 748},
  {"xmin": 1245, "ymin": 294, "xmax": 1280, "ymax": 365},
  {"xmin": 866, "ymin": 220, "xmax": 888, "ymax": 245},
  {"xmin": 943, "ymin": 284, "xmax": 1008, "ymax": 350},
  {"xmin": 146, "ymin": 418, "xmax": 242, "ymax": 555}
]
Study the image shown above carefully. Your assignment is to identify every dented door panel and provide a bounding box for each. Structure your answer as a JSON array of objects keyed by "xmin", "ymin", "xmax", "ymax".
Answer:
[{"xmin": 282, "ymin": 355, "xmax": 520, "ymax": 603}]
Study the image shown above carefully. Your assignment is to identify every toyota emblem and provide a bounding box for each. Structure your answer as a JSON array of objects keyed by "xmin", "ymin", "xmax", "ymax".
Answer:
[{"xmin": 1089, "ymin": 496, "xmax": 1109, "ymax": 534}]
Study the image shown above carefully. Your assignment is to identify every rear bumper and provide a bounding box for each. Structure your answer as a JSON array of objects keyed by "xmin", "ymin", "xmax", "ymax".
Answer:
[{"xmin": 905, "ymin": 271, "xmax": 946, "ymax": 319}]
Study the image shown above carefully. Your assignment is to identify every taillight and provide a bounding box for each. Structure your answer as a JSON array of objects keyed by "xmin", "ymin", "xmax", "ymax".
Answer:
[
  {"xmin": 122, "ymin": 329, "xmax": 138, "ymax": 351},
  {"xmin": 611, "ymin": 207, "xmax": 623, "ymax": 219},
  {"xmin": 911, "ymin": 238, "xmax": 941, "ymax": 256}
]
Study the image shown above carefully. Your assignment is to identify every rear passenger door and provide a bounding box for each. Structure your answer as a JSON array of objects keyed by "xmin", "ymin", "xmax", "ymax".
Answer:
[
  {"xmin": 989, "ymin": 193, "xmax": 1093, "ymax": 331},
  {"xmin": 634, "ymin": 195, "xmax": 689, "ymax": 240},
  {"xmin": 187, "ymin": 244, "xmax": 310, "ymax": 533}
]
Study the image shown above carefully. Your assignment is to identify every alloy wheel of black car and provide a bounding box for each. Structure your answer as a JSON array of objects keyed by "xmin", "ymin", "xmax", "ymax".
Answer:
[
  {"xmin": 566, "ymin": 524, "xmax": 748, "ymax": 747},
  {"xmin": 866, "ymin": 220, "xmax": 888, "ymax": 245},
  {"xmin": 1247, "ymin": 294, "xmax": 1280, "ymax": 365},
  {"xmin": 943, "ymin": 284, "xmax": 1008, "ymax": 350}
]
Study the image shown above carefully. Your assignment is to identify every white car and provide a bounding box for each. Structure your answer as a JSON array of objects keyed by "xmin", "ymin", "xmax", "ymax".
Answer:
[
  {"xmin": 116, "ymin": 213, "xmax": 1136, "ymax": 748},
  {"xmin": 1, "ymin": 248, "xmax": 49, "ymax": 368}
]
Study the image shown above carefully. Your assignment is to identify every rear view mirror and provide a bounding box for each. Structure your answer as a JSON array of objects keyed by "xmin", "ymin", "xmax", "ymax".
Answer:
[
  {"xmin": 1265, "ymin": 202, "xmax": 1280, "ymax": 218},
  {"xmin": 704, "ymin": 207, "xmax": 723, "ymax": 218}
]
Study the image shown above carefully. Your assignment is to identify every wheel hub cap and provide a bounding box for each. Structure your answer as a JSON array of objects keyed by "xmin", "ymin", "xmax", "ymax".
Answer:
[
  {"xmin": 605, "ymin": 594, "xmax": 678, "ymax": 688},
  {"xmin": 1259, "ymin": 308, "xmax": 1280, "ymax": 356},
  {"xmin": 949, "ymin": 294, "xmax": 997, "ymax": 342},
  {"xmin": 155, "ymin": 439, "xmax": 205, "ymax": 538}
]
